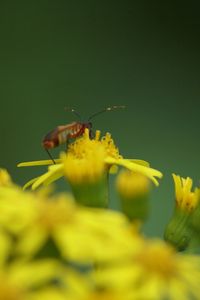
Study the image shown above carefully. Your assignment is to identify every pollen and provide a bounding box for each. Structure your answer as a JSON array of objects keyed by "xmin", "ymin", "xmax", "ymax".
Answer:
[
  {"xmin": 61, "ymin": 129, "xmax": 123, "ymax": 184},
  {"xmin": 67, "ymin": 129, "xmax": 121, "ymax": 162},
  {"xmin": 101, "ymin": 132, "xmax": 122, "ymax": 160}
]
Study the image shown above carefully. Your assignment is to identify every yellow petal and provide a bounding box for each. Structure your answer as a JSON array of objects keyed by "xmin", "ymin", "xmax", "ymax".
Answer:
[
  {"xmin": 18, "ymin": 159, "xmax": 61, "ymax": 167},
  {"xmin": 32, "ymin": 164, "xmax": 64, "ymax": 190},
  {"xmin": 128, "ymin": 159, "xmax": 150, "ymax": 167},
  {"xmin": 105, "ymin": 157, "xmax": 162, "ymax": 186},
  {"xmin": 23, "ymin": 177, "xmax": 40, "ymax": 190},
  {"xmin": 10, "ymin": 260, "xmax": 60, "ymax": 289},
  {"xmin": 16, "ymin": 226, "xmax": 48, "ymax": 257}
]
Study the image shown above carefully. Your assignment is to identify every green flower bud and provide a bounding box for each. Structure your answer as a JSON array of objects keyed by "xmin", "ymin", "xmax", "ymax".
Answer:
[{"xmin": 164, "ymin": 209, "xmax": 193, "ymax": 251}]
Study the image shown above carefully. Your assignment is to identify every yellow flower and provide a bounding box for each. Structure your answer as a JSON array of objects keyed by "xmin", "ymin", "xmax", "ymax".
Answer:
[
  {"xmin": 18, "ymin": 129, "xmax": 162, "ymax": 190},
  {"xmin": 116, "ymin": 170, "xmax": 151, "ymax": 222},
  {"xmin": 93, "ymin": 239, "xmax": 200, "ymax": 300},
  {"xmin": 0, "ymin": 168, "xmax": 12, "ymax": 186},
  {"xmin": 116, "ymin": 170, "xmax": 150, "ymax": 199},
  {"xmin": 0, "ymin": 251, "xmax": 89, "ymax": 300},
  {"xmin": 173, "ymin": 173, "xmax": 200, "ymax": 212},
  {"xmin": 0, "ymin": 174, "xmax": 138, "ymax": 264},
  {"xmin": 0, "ymin": 184, "xmax": 38, "ymax": 235},
  {"xmin": 164, "ymin": 174, "xmax": 200, "ymax": 251},
  {"xmin": 0, "ymin": 184, "xmax": 136, "ymax": 263},
  {"xmin": 0, "ymin": 179, "xmax": 139, "ymax": 299},
  {"xmin": 0, "ymin": 229, "xmax": 68, "ymax": 300},
  {"xmin": 61, "ymin": 140, "xmax": 110, "ymax": 207},
  {"xmin": 62, "ymin": 142, "xmax": 106, "ymax": 184}
]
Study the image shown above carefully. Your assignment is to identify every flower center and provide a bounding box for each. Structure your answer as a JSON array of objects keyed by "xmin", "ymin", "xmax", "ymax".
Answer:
[
  {"xmin": 68, "ymin": 129, "xmax": 121, "ymax": 161},
  {"xmin": 137, "ymin": 242, "xmax": 177, "ymax": 278}
]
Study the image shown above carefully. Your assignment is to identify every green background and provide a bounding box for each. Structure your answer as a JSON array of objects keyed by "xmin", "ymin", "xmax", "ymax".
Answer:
[{"xmin": 0, "ymin": 1, "xmax": 200, "ymax": 237}]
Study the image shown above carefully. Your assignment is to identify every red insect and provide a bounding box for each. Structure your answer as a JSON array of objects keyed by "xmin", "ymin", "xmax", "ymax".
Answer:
[{"xmin": 42, "ymin": 106, "xmax": 125, "ymax": 163}]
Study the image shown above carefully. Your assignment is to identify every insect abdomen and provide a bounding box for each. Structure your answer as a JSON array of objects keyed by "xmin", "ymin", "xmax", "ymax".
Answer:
[
  {"xmin": 42, "ymin": 129, "xmax": 60, "ymax": 149},
  {"xmin": 42, "ymin": 122, "xmax": 85, "ymax": 149},
  {"xmin": 57, "ymin": 129, "xmax": 69, "ymax": 145}
]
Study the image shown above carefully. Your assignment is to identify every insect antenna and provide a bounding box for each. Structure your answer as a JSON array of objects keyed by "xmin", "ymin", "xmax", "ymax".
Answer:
[
  {"xmin": 45, "ymin": 149, "xmax": 56, "ymax": 164},
  {"xmin": 64, "ymin": 107, "xmax": 82, "ymax": 120},
  {"xmin": 88, "ymin": 105, "xmax": 126, "ymax": 121}
]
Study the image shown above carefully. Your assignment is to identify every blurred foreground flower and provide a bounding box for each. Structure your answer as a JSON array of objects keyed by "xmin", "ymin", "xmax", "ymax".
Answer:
[
  {"xmin": 0, "ymin": 168, "xmax": 12, "ymax": 186},
  {"xmin": 93, "ymin": 239, "xmax": 200, "ymax": 300},
  {"xmin": 0, "ymin": 183, "xmax": 137, "ymax": 263},
  {"xmin": 1, "ymin": 169, "xmax": 200, "ymax": 299},
  {"xmin": 18, "ymin": 129, "xmax": 162, "ymax": 207},
  {"xmin": 0, "ymin": 230, "xmax": 77, "ymax": 300}
]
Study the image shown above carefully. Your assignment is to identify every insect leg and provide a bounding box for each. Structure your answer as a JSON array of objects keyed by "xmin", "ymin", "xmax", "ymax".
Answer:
[
  {"xmin": 45, "ymin": 149, "xmax": 56, "ymax": 164},
  {"xmin": 89, "ymin": 129, "xmax": 94, "ymax": 139}
]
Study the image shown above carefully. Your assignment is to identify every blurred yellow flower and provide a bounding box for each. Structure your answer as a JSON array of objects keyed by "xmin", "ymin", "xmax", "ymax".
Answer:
[
  {"xmin": 93, "ymin": 239, "xmax": 200, "ymax": 300},
  {"xmin": 0, "ymin": 169, "xmax": 200, "ymax": 300},
  {"xmin": 0, "ymin": 184, "xmax": 38, "ymax": 235},
  {"xmin": 116, "ymin": 170, "xmax": 151, "ymax": 222},
  {"xmin": 1, "ymin": 176, "xmax": 130, "ymax": 264},
  {"xmin": 0, "ymin": 229, "xmax": 67, "ymax": 300},
  {"xmin": 0, "ymin": 176, "xmax": 140, "ymax": 299},
  {"xmin": 0, "ymin": 181, "xmax": 136, "ymax": 263},
  {"xmin": 0, "ymin": 168, "xmax": 12, "ymax": 186},
  {"xmin": 116, "ymin": 170, "xmax": 150, "ymax": 198}
]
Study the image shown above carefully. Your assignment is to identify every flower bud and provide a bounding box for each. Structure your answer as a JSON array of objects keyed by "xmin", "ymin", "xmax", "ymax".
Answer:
[{"xmin": 116, "ymin": 170, "xmax": 150, "ymax": 222}]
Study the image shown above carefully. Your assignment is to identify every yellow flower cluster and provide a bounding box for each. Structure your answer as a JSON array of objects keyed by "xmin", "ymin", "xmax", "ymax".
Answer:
[
  {"xmin": 0, "ymin": 171, "xmax": 200, "ymax": 299},
  {"xmin": 12, "ymin": 127, "xmax": 200, "ymax": 298}
]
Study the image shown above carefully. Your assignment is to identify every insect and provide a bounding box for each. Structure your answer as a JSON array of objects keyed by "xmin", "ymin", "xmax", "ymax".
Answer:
[{"xmin": 42, "ymin": 105, "xmax": 125, "ymax": 163}]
